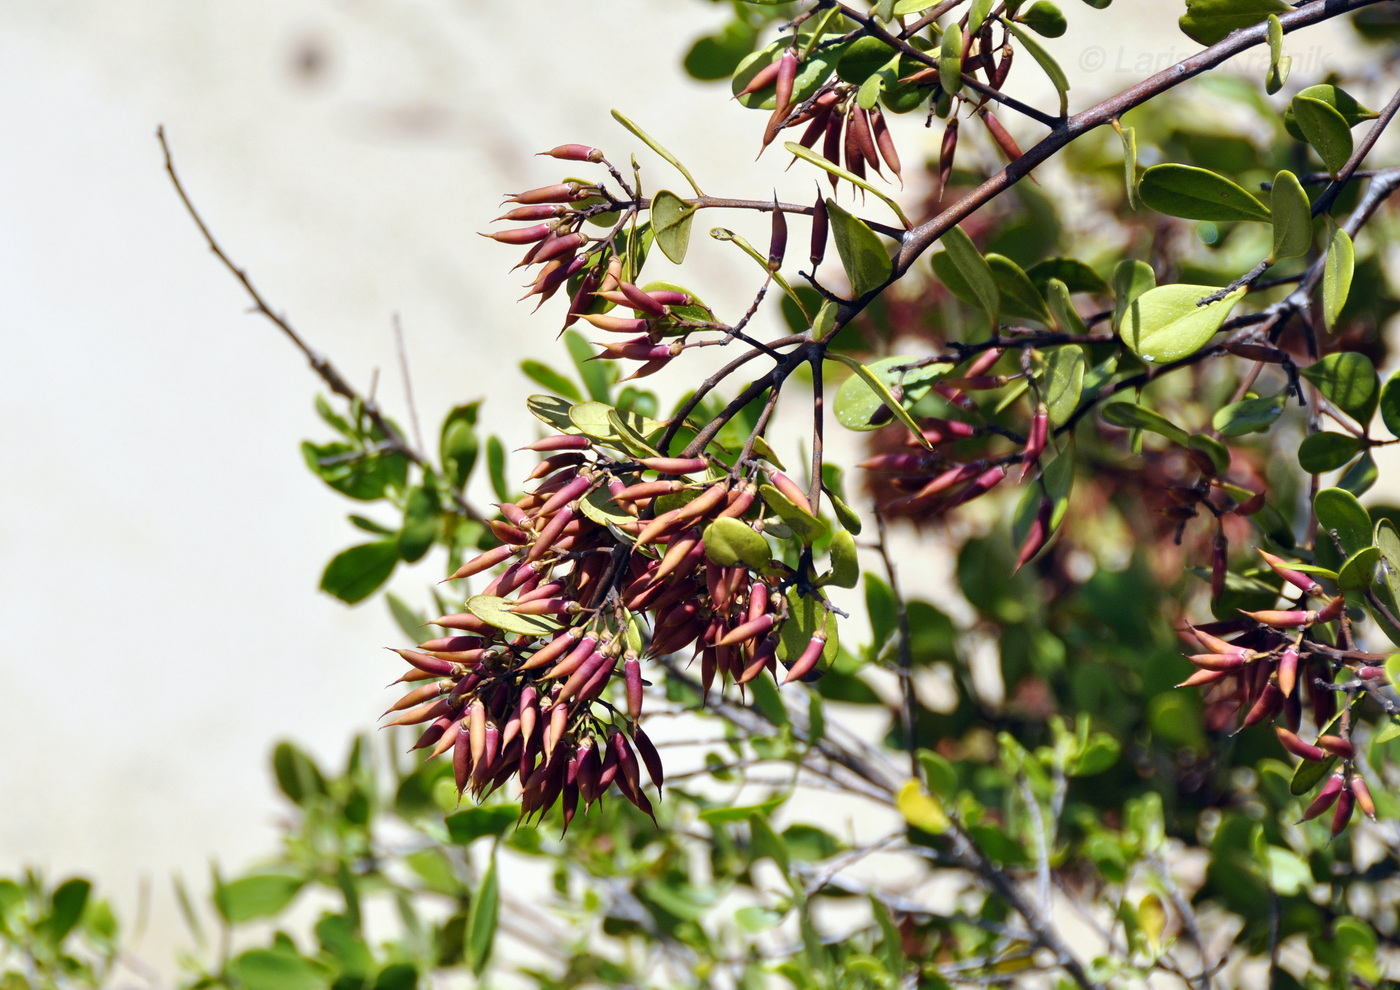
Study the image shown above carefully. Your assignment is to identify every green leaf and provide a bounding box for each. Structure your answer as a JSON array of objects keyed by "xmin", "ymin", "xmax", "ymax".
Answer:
[
  {"xmin": 1138, "ymin": 164, "xmax": 1270, "ymax": 222},
  {"xmin": 466, "ymin": 595, "xmax": 561, "ymax": 637},
  {"xmin": 1291, "ymin": 95, "xmax": 1354, "ymax": 176},
  {"xmin": 1269, "ymin": 170, "xmax": 1312, "ymax": 261},
  {"xmin": 215, "ymin": 874, "xmax": 305, "ymax": 924},
  {"xmin": 234, "ymin": 949, "xmax": 328, "ymax": 990},
  {"xmin": 1380, "ymin": 372, "xmax": 1400, "ymax": 438},
  {"xmin": 683, "ymin": 19, "xmax": 758, "ymax": 81},
  {"xmin": 320, "ymin": 541, "xmax": 398, "ymax": 604},
  {"xmin": 1111, "ymin": 259, "xmax": 1156, "ymax": 335},
  {"xmin": 446, "ymin": 805, "xmax": 519, "ymax": 845},
  {"xmin": 1120, "ymin": 284, "xmax": 1244, "ymax": 364},
  {"xmin": 748, "ymin": 813, "xmax": 791, "ymax": 877},
  {"xmin": 1005, "ymin": 23, "xmax": 1068, "ymax": 116},
  {"xmin": 1375, "ymin": 521, "xmax": 1400, "ymax": 648},
  {"xmin": 465, "ymin": 848, "xmax": 499, "ymax": 975},
  {"xmin": 761, "ymin": 484, "xmax": 829, "ymax": 545},
  {"xmin": 519, "ymin": 360, "xmax": 582, "ymax": 402},
  {"xmin": 1338, "ymin": 545, "xmax": 1380, "ymax": 592},
  {"xmin": 301, "ymin": 442, "xmax": 410, "ymax": 502},
  {"xmin": 525, "ymin": 394, "xmax": 577, "ymax": 434},
  {"xmin": 1338, "ymin": 450, "xmax": 1377, "ymax": 496},
  {"xmin": 486, "ymin": 436, "xmax": 508, "ymax": 502},
  {"xmin": 988, "ymin": 254, "xmax": 1054, "ymax": 323},
  {"xmin": 1298, "ymin": 432, "xmax": 1366, "ymax": 474},
  {"xmin": 1179, "ymin": 0, "xmax": 1289, "ymax": 45},
  {"xmin": 651, "ymin": 190, "xmax": 698, "ymax": 264},
  {"xmin": 938, "ymin": 23, "xmax": 962, "ymax": 97},
  {"xmin": 1119, "ymin": 124, "xmax": 1140, "ymax": 209},
  {"xmin": 824, "ymin": 199, "xmax": 893, "ymax": 298},
  {"xmin": 1315, "ymin": 487, "xmax": 1372, "ymax": 556},
  {"xmin": 733, "ymin": 40, "xmax": 843, "ymax": 111},
  {"xmin": 1212, "ymin": 392, "xmax": 1285, "ymax": 436},
  {"xmin": 272, "ymin": 742, "xmax": 327, "ymax": 806},
  {"xmin": 1284, "ymin": 84, "xmax": 1376, "ymax": 141},
  {"xmin": 1026, "ymin": 258, "xmax": 1110, "ymax": 296},
  {"xmin": 1188, "ymin": 434, "xmax": 1230, "ymax": 474},
  {"xmin": 1100, "ymin": 402, "xmax": 1189, "ymax": 445},
  {"xmin": 1289, "ymin": 752, "xmax": 1338, "ymax": 796},
  {"xmin": 1040, "ymin": 346, "xmax": 1085, "ymax": 427},
  {"xmin": 1264, "ymin": 14, "xmax": 1287, "ymax": 94},
  {"xmin": 785, "ymin": 146, "xmax": 911, "ymax": 227},
  {"xmin": 610, "ymin": 109, "xmax": 702, "ymax": 197},
  {"xmin": 826, "ymin": 529, "xmax": 859, "ymax": 588},
  {"xmin": 397, "ymin": 483, "xmax": 439, "ymax": 563},
  {"xmin": 1300, "ymin": 351, "xmax": 1378, "ymax": 426},
  {"xmin": 564, "ymin": 330, "xmax": 613, "ymax": 403},
  {"xmin": 1046, "ymin": 278, "xmax": 1087, "ymax": 334},
  {"xmin": 776, "ymin": 589, "xmax": 838, "ymax": 668},
  {"xmin": 47, "ymin": 879, "xmax": 90, "ymax": 944},
  {"xmin": 703, "ymin": 517, "xmax": 772, "ymax": 569},
  {"xmin": 439, "ymin": 403, "xmax": 480, "ymax": 490},
  {"xmin": 828, "ymin": 352, "xmax": 937, "ymax": 446},
  {"xmin": 917, "ymin": 750, "xmax": 958, "ymax": 802},
  {"xmin": 1322, "ymin": 221, "xmax": 1354, "ymax": 331},
  {"xmin": 939, "ymin": 225, "xmax": 999, "ymax": 321},
  {"xmin": 1021, "ymin": 1, "xmax": 1068, "ymax": 37}
]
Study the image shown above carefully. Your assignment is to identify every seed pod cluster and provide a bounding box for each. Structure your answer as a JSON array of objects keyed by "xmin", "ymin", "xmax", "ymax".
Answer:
[
  {"xmin": 385, "ymin": 433, "xmax": 834, "ymax": 824},
  {"xmin": 1177, "ymin": 549, "xmax": 1387, "ymax": 834}
]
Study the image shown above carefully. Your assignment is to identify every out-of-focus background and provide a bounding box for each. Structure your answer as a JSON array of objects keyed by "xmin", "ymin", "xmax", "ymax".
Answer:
[{"xmin": 0, "ymin": 0, "xmax": 1354, "ymax": 976}]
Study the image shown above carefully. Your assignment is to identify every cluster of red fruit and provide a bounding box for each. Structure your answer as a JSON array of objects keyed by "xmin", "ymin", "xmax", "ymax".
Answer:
[
  {"xmin": 1180, "ymin": 550, "xmax": 1380, "ymax": 835},
  {"xmin": 385, "ymin": 438, "xmax": 830, "ymax": 824}
]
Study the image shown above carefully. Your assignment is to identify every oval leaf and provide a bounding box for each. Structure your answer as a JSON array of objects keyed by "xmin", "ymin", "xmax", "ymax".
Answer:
[
  {"xmin": 826, "ymin": 528, "xmax": 860, "ymax": 589},
  {"xmin": 1322, "ymin": 221, "xmax": 1354, "ymax": 331},
  {"xmin": 1291, "ymin": 95, "xmax": 1354, "ymax": 176},
  {"xmin": 1338, "ymin": 545, "xmax": 1380, "ymax": 592},
  {"xmin": 1315, "ymin": 487, "xmax": 1372, "ymax": 556},
  {"xmin": 651, "ymin": 190, "xmax": 697, "ymax": 264},
  {"xmin": 1212, "ymin": 392, "xmax": 1285, "ymax": 437},
  {"xmin": 321, "ymin": 541, "xmax": 398, "ymax": 605},
  {"xmin": 1139, "ymin": 164, "xmax": 1270, "ymax": 223},
  {"xmin": 1298, "ymin": 432, "xmax": 1366, "ymax": 474},
  {"xmin": 939, "ymin": 225, "xmax": 999, "ymax": 321},
  {"xmin": 703, "ymin": 517, "xmax": 772, "ymax": 569},
  {"xmin": 1300, "ymin": 351, "xmax": 1378, "ymax": 426},
  {"xmin": 1269, "ymin": 170, "xmax": 1312, "ymax": 261},
  {"xmin": 466, "ymin": 595, "xmax": 562, "ymax": 637},
  {"xmin": 1120, "ymin": 284, "xmax": 1244, "ymax": 364},
  {"xmin": 825, "ymin": 199, "xmax": 893, "ymax": 297}
]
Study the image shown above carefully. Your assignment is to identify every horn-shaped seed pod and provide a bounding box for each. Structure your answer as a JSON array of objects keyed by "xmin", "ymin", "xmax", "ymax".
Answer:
[
  {"xmin": 624, "ymin": 656, "xmax": 644, "ymax": 718},
  {"xmin": 445, "ymin": 543, "xmax": 519, "ymax": 582},
  {"xmin": 1276, "ymin": 726, "xmax": 1326, "ymax": 762},
  {"xmin": 768, "ymin": 199, "xmax": 787, "ymax": 271},
  {"xmin": 538, "ymin": 144, "xmax": 604, "ymax": 162},
  {"xmin": 1332, "ymin": 784, "xmax": 1356, "ymax": 836},
  {"xmin": 633, "ymin": 726, "xmax": 664, "ymax": 794},
  {"xmin": 869, "ymin": 105, "xmax": 901, "ymax": 184},
  {"xmin": 810, "ymin": 191, "xmax": 829, "ymax": 268},
  {"xmin": 1256, "ymin": 549, "xmax": 1324, "ymax": 596},
  {"xmin": 938, "ymin": 118, "xmax": 959, "ymax": 197},
  {"xmin": 1301, "ymin": 774, "xmax": 1345, "ymax": 821},
  {"xmin": 783, "ymin": 632, "xmax": 827, "ymax": 684},
  {"xmin": 1317, "ymin": 734, "xmax": 1355, "ymax": 759},
  {"xmin": 1351, "ymin": 775, "xmax": 1377, "ymax": 820}
]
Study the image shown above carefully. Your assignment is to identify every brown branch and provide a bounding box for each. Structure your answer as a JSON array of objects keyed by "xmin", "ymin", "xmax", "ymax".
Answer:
[{"xmin": 157, "ymin": 126, "xmax": 485, "ymax": 523}]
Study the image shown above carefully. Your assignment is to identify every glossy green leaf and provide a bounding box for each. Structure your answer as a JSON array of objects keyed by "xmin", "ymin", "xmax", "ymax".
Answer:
[
  {"xmin": 1006, "ymin": 23, "xmax": 1068, "ymax": 116},
  {"xmin": 703, "ymin": 517, "xmax": 772, "ymax": 569},
  {"xmin": 439, "ymin": 403, "xmax": 480, "ymax": 490},
  {"xmin": 1298, "ymin": 432, "xmax": 1366, "ymax": 474},
  {"xmin": 398, "ymin": 484, "xmax": 439, "ymax": 563},
  {"xmin": 1188, "ymin": 434, "xmax": 1231, "ymax": 474},
  {"xmin": 939, "ymin": 23, "xmax": 962, "ymax": 96},
  {"xmin": 519, "ymin": 360, "xmax": 582, "ymax": 403},
  {"xmin": 1291, "ymin": 95, "xmax": 1353, "ymax": 176},
  {"xmin": 1300, "ymin": 351, "xmax": 1378, "ymax": 426},
  {"xmin": 1100, "ymin": 402, "xmax": 1189, "ymax": 444},
  {"xmin": 1021, "ymin": 1, "xmax": 1068, "ymax": 37},
  {"xmin": 234, "ymin": 949, "xmax": 328, "ymax": 990},
  {"xmin": 733, "ymin": 41, "xmax": 843, "ymax": 111},
  {"xmin": 651, "ymin": 190, "xmax": 697, "ymax": 264},
  {"xmin": 1269, "ymin": 170, "xmax": 1312, "ymax": 261},
  {"xmin": 1289, "ymin": 752, "xmax": 1338, "ymax": 796},
  {"xmin": 824, "ymin": 199, "xmax": 893, "ymax": 298},
  {"xmin": 611, "ymin": 109, "xmax": 702, "ymax": 196},
  {"xmin": 465, "ymin": 596, "xmax": 561, "ymax": 637},
  {"xmin": 47, "ymin": 879, "xmax": 90, "ymax": 944},
  {"xmin": 683, "ymin": 19, "xmax": 758, "ymax": 81},
  {"xmin": 785, "ymin": 146, "xmax": 911, "ymax": 227},
  {"xmin": 526, "ymin": 394, "xmax": 578, "ymax": 435},
  {"xmin": 776, "ymin": 589, "xmax": 838, "ymax": 668},
  {"xmin": 1322, "ymin": 221, "xmax": 1354, "ymax": 331},
  {"xmin": 446, "ymin": 805, "xmax": 519, "ymax": 845},
  {"xmin": 826, "ymin": 528, "xmax": 859, "ymax": 588},
  {"xmin": 940, "ymin": 225, "xmax": 999, "ymax": 320},
  {"xmin": 301, "ymin": 442, "xmax": 410, "ymax": 502},
  {"xmin": 1179, "ymin": 0, "xmax": 1289, "ymax": 45},
  {"xmin": 465, "ymin": 848, "xmax": 498, "ymax": 975},
  {"xmin": 215, "ymin": 874, "xmax": 304, "ymax": 924},
  {"xmin": 1040, "ymin": 346, "xmax": 1085, "ymax": 427},
  {"xmin": 272, "ymin": 742, "xmax": 327, "ymax": 806},
  {"xmin": 1338, "ymin": 450, "xmax": 1377, "ymax": 496},
  {"xmin": 1212, "ymin": 392, "xmax": 1285, "ymax": 436},
  {"xmin": 1120, "ymin": 284, "xmax": 1244, "ymax": 364},
  {"xmin": 1284, "ymin": 84, "xmax": 1376, "ymax": 141},
  {"xmin": 1373, "ymin": 519, "xmax": 1400, "ymax": 647},
  {"xmin": 1027, "ymin": 258, "xmax": 1110, "ymax": 296},
  {"xmin": 828, "ymin": 352, "xmax": 937, "ymax": 447},
  {"xmin": 1110, "ymin": 259, "xmax": 1156, "ymax": 334},
  {"xmin": 988, "ymin": 254, "xmax": 1054, "ymax": 323},
  {"xmin": 1046, "ymin": 278, "xmax": 1087, "ymax": 334},
  {"xmin": 1338, "ymin": 545, "xmax": 1380, "ymax": 592},
  {"xmin": 320, "ymin": 541, "xmax": 397, "ymax": 605},
  {"xmin": 568, "ymin": 400, "xmax": 621, "ymax": 442},
  {"xmin": 1380, "ymin": 372, "xmax": 1400, "ymax": 437},
  {"xmin": 1138, "ymin": 164, "xmax": 1269, "ymax": 222},
  {"xmin": 1315, "ymin": 487, "xmax": 1372, "ymax": 556},
  {"xmin": 761, "ymin": 484, "xmax": 829, "ymax": 544}
]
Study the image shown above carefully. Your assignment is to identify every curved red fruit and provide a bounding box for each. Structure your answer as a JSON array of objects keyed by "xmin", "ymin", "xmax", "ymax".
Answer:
[
  {"xmin": 1301, "ymin": 774, "xmax": 1345, "ymax": 821},
  {"xmin": 1275, "ymin": 726, "xmax": 1326, "ymax": 762},
  {"xmin": 782, "ymin": 633, "xmax": 827, "ymax": 684}
]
